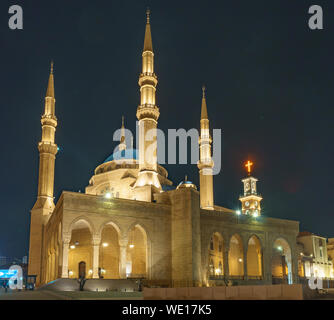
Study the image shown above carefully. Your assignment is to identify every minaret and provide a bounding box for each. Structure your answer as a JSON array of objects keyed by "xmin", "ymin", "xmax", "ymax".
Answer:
[
  {"xmin": 239, "ymin": 161, "xmax": 263, "ymax": 217},
  {"xmin": 197, "ymin": 86, "xmax": 214, "ymax": 210},
  {"xmin": 119, "ymin": 116, "xmax": 126, "ymax": 151},
  {"xmin": 134, "ymin": 9, "xmax": 161, "ymax": 199},
  {"xmin": 28, "ymin": 62, "xmax": 58, "ymax": 285}
]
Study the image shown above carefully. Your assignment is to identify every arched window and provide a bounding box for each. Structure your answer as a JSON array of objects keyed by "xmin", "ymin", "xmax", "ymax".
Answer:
[
  {"xmin": 99, "ymin": 224, "xmax": 120, "ymax": 279},
  {"xmin": 272, "ymin": 238, "xmax": 292, "ymax": 284},
  {"xmin": 208, "ymin": 233, "xmax": 224, "ymax": 277},
  {"xmin": 247, "ymin": 235, "xmax": 262, "ymax": 278},
  {"xmin": 228, "ymin": 234, "xmax": 244, "ymax": 277},
  {"xmin": 68, "ymin": 219, "xmax": 93, "ymax": 279}
]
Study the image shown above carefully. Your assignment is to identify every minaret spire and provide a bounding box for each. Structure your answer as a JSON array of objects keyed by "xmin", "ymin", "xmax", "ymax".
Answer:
[
  {"xmin": 201, "ymin": 85, "xmax": 208, "ymax": 120},
  {"xmin": 46, "ymin": 60, "xmax": 55, "ymax": 99},
  {"xmin": 29, "ymin": 63, "xmax": 58, "ymax": 285},
  {"xmin": 119, "ymin": 116, "xmax": 126, "ymax": 151},
  {"xmin": 134, "ymin": 10, "xmax": 161, "ymax": 200},
  {"xmin": 198, "ymin": 86, "xmax": 214, "ymax": 210},
  {"xmin": 143, "ymin": 8, "xmax": 153, "ymax": 52}
]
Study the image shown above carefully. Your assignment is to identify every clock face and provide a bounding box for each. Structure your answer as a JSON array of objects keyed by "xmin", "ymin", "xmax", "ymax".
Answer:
[{"xmin": 245, "ymin": 201, "xmax": 250, "ymax": 207}]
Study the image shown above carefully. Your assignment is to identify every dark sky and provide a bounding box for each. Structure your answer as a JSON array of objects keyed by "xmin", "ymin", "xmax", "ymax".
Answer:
[{"xmin": 0, "ymin": 0, "xmax": 333, "ymax": 258}]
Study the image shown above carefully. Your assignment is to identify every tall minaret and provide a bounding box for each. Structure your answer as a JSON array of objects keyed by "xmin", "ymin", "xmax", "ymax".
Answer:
[
  {"xmin": 28, "ymin": 62, "xmax": 58, "ymax": 284},
  {"xmin": 197, "ymin": 86, "xmax": 214, "ymax": 210},
  {"xmin": 119, "ymin": 116, "xmax": 126, "ymax": 151},
  {"xmin": 134, "ymin": 9, "xmax": 161, "ymax": 199}
]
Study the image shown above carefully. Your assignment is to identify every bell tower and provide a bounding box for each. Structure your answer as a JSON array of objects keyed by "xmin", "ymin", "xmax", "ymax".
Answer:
[
  {"xmin": 239, "ymin": 160, "xmax": 262, "ymax": 217},
  {"xmin": 133, "ymin": 9, "xmax": 162, "ymax": 201},
  {"xmin": 28, "ymin": 62, "xmax": 58, "ymax": 285}
]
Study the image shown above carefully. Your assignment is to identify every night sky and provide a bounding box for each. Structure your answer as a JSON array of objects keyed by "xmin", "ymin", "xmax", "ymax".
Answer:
[{"xmin": 0, "ymin": 0, "xmax": 333, "ymax": 258}]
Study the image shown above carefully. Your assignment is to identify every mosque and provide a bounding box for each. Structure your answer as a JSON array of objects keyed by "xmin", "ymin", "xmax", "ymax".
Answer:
[{"xmin": 28, "ymin": 11, "xmax": 333, "ymax": 288}]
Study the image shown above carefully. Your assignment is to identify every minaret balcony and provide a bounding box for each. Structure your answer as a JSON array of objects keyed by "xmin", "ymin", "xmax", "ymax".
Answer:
[
  {"xmin": 41, "ymin": 114, "xmax": 57, "ymax": 127},
  {"xmin": 199, "ymin": 136, "xmax": 212, "ymax": 144},
  {"xmin": 136, "ymin": 105, "xmax": 160, "ymax": 121},
  {"xmin": 38, "ymin": 141, "xmax": 58, "ymax": 155},
  {"xmin": 197, "ymin": 159, "xmax": 214, "ymax": 170},
  {"xmin": 138, "ymin": 74, "xmax": 158, "ymax": 86}
]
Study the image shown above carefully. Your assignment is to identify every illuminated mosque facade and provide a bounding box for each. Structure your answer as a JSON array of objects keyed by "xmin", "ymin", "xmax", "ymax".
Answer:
[{"xmin": 28, "ymin": 11, "xmax": 333, "ymax": 287}]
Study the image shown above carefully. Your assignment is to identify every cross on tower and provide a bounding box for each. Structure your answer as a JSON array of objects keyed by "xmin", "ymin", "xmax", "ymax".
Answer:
[{"xmin": 245, "ymin": 160, "xmax": 253, "ymax": 175}]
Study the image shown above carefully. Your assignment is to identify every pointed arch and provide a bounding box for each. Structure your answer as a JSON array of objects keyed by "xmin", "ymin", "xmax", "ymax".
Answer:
[
  {"xmin": 272, "ymin": 237, "xmax": 292, "ymax": 284},
  {"xmin": 67, "ymin": 217, "xmax": 93, "ymax": 279},
  {"xmin": 67, "ymin": 216, "xmax": 95, "ymax": 234},
  {"xmin": 99, "ymin": 222, "xmax": 121, "ymax": 279},
  {"xmin": 125, "ymin": 222, "xmax": 150, "ymax": 243},
  {"xmin": 126, "ymin": 223, "xmax": 148, "ymax": 278},
  {"xmin": 228, "ymin": 233, "xmax": 244, "ymax": 277},
  {"xmin": 98, "ymin": 220, "xmax": 122, "ymax": 239},
  {"xmin": 247, "ymin": 235, "xmax": 263, "ymax": 278},
  {"xmin": 207, "ymin": 232, "xmax": 224, "ymax": 277}
]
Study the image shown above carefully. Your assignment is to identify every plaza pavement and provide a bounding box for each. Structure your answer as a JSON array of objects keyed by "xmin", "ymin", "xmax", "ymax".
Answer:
[{"xmin": 0, "ymin": 288, "xmax": 143, "ymax": 300}]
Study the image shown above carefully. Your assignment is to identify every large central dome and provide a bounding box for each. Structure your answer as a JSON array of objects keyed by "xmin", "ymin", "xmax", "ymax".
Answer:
[{"xmin": 104, "ymin": 149, "xmax": 138, "ymax": 163}]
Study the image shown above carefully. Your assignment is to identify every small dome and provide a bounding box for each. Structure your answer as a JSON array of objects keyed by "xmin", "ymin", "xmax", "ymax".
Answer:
[
  {"xmin": 104, "ymin": 149, "xmax": 138, "ymax": 163},
  {"xmin": 177, "ymin": 175, "xmax": 197, "ymax": 190}
]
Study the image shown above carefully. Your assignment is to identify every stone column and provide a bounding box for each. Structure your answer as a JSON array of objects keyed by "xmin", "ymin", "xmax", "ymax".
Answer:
[
  {"xmin": 291, "ymin": 251, "xmax": 299, "ymax": 284},
  {"xmin": 119, "ymin": 238, "xmax": 128, "ymax": 279},
  {"xmin": 243, "ymin": 249, "xmax": 248, "ymax": 281},
  {"xmin": 61, "ymin": 238, "xmax": 70, "ymax": 278},
  {"xmin": 262, "ymin": 241, "xmax": 272, "ymax": 284},
  {"xmin": 223, "ymin": 247, "xmax": 229, "ymax": 282},
  {"xmin": 92, "ymin": 236, "xmax": 101, "ymax": 279}
]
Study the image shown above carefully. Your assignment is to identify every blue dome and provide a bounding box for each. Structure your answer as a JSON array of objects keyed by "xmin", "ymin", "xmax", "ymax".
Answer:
[
  {"xmin": 104, "ymin": 149, "xmax": 138, "ymax": 163},
  {"xmin": 177, "ymin": 180, "xmax": 194, "ymax": 186}
]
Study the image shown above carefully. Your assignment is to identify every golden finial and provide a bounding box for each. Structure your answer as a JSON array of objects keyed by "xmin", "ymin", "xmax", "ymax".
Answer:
[
  {"xmin": 122, "ymin": 115, "xmax": 124, "ymax": 128},
  {"xmin": 146, "ymin": 7, "xmax": 150, "ymax": 23},
  {"xmin": 202, "ymin": 85, "xmax": 206, "ymax": 98},
  {"xmin": 245, "ymin": 160, "xmax": 253, "ymax": 176},
  {"xmin": 50, "ymin": 60, "xmax": 54, "ymax": 74}
]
